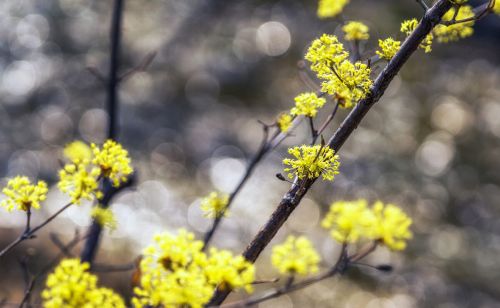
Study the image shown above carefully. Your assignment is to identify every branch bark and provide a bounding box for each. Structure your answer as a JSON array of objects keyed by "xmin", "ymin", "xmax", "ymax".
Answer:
[{"xmin": 207, "ymin": 0, "xmax": 453, "ymax": 305}]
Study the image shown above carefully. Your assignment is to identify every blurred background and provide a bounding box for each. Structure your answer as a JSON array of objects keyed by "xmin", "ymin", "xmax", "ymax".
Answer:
[{"xmin": 0, "ymin": 0, "xmax": 500, "ymax": 307}]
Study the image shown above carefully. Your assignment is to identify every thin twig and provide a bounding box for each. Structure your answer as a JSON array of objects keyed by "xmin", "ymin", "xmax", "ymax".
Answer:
[
  {"xmin": 207, "ymin": 0, "xmax": 453, "ymax": 304},
  {"xmin": 0, "ymin": 202, "xmax": 73, "ymax": 258},
  {"xmin": 416, "ymin": 0, "xmax": 429, "ymax": 11},
  {"xmin": 312, "ymin": 101, "xmax": 340, "ymax": 145},
  {"xmin": 18, "ymin": 231, "xmax": 86, "ymax": 308},
  {"xmin": 440, "ymin": 1, "xmax": 494, "ymax": 25},
  {"xmin": 220, "ymin": 245, "xmax": 349, "ymax": 308}
]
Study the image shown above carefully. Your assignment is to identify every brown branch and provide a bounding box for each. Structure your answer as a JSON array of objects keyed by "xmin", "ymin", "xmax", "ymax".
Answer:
[{"xmin": 207, "ymin": 0, "xmax": 453, "ymax": 305}]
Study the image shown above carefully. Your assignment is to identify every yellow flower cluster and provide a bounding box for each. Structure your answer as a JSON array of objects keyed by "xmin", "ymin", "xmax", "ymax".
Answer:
[
  {"xmin": 42, "ymin": 258, "xmax": 125, "ymax": 308},
  {"xmin": 305, "ymin": 34, "xmax": 372, "ymax": 108},
  {"xmin": 317, "ymin": 0, "xmax": 350, "ymax": 19},
  {"xmin": 1, "ymin": 176, "xmax": 48, "ymax": 212},
  {"xmin": 92, "ymin": 140, "xmax": 134, "ymax": 187},
  {"xmin": 401, "ymin": 19, "xmax": 433, "ymax": 53},
  {"xmin": 64, "ymin": 140, "xmax": 93, "ymax": 163},
  {"xmin": 494, "ymin": 1, "xmax": 500, "ymax": 14},
  {"xmin": 321, "ymin": 200, "xmax": 413, "ymax": 251},
  {"xmin": 277, "ymin": 113, "xmax": 293, "ymax": 133},
  {"xmin": 433, "ymin": 5, "xmax": 475, "ymax": 43},
  {"xmin": 342, "ymin": 21, "xmax": 370, "ymax": 41},
  {"xmin": 291, "ymin": 92, "xmax": 326, "ymax": 118},
  {"xmin": 283, "ymin": 145, "xmax": 340, "ymax": 181},
  {"xmin": 58, "ymin": 140, "xmax": 133, "ymax": 204},
  {"xmin": 376, "ymin": 38, "xmax": 401, "ymax": 60},
  {"xmin": 271, "ymin": 235, "xmax": 320, "ymax": 275},
  {"xmin": 200, "ymin": 191, "xmax": 229, "ymax": 218},
  {"xmin": 132, "ymin": 229, "xmax": 255, "ymax": 308},
  {"xmin": 91, "ymin": 206, "xmax": 117, "ymax": 230},
  {"xmin": 58, "ymin": 162, "xmax": 101, "ymax": 204}
]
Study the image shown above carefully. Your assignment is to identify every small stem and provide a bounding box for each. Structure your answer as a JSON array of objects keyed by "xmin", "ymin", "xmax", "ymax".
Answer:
[
  {"xmin": 440, "ymin": 1, "xmax": 494, "ymax": 26},
  {"xmin": 203, "ymin": 126, "xmax": 273, "ymax": 250},
  {"xmin": 18, "ymin": 231, "xmax": 86, "ymax": 308},
  {"xmin": 25, "ymin": 208, "xmax": 31, "ymax": 234},
  {"xmin": 0, "ymin": 202, "xmax": 73, "ymax": 259},
  {"xmin": 221, "ymin": 245, "xmax": 348, "ymax": 308},
  {"xmin": 308, "ymin": 117, "xmax": 317, "ymax": 142},
  {"xmin": 312, "ymin": 102, "xmax": 340, "ymax": 145},
  {"xmin": 416, "ymin": 0, "xmax": 429, "ymax": 11}
]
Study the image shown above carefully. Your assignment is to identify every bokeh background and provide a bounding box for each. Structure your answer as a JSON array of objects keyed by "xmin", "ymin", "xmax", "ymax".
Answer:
[{"xmin": 0, "ymin": 0, "xmax": 500, "ymax": 307}]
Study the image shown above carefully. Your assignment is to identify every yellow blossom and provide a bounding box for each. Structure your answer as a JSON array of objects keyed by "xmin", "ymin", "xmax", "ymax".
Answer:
[
  {"xmin": 376, "ymin": 38, "xmax": 401, "ymax": 60},
  {"xmin": 200, "ymin": 191, "xmax": 229, "ymax": 218},
  {"xmin": 283, "ymin": 145, "xmax": 340, "ymax": 181},
  {"xmin": 342, "ymin": 21, "xmax": 370, "ymax": 41},
  {"xmin": 92, "ymin": 140, "xmax": 133, "ymax": 187},
  {"xmin": 277, "ymin": 113, "xmax": 293, "ymax": 133},
  {"xmin": 305, "ymin": 34, "xmax": 372, "ymax": 108},
  {"xmin": 1, "ymin": 176, "xmax": 47, "ymax": 212},
  {"xmin": 401, "ymin": 19, "xmax": 433, "ymax": 53},
  {"xmin": 370, "ymin": 201, "xmax": 413, "ymax": 251},
  {"xmin": 321, "ymin": 199, "xmax": 374, "ymax": 243},
  {"xmin": 205, "ymin": 248, "xmax": 255, "ymax": 292},
  {"xmin": 494, "ymin": 0, "xmax": 500, "ymax": 14},
  {"xmin": 91, "ymin": 206, "xmax": 117, "ymax": 230},
  {"xmin": 291, "ymin": 93, "xmax": 326, "ymax": 118},
  {"xmin": 317, "ymin": 0, "xmax": 350, "ymax": 19},
  {"xmin": 271, "ymin": 236, "xmax": 320, "ymax": 275},
  {"xmin": 321, "ymin": 200, "xmax": 413, "ymax": 250},
  {"xmin": 63, "ymin": 141, "xmax": 93, "ymax": 163},
  {"xmin": 42, "ymin": 258, "xmax": 125, "ymax": 308},
  {"xmin": 433, "ymin": 5, "xmax": 475, "ymax": 43},
  {"xmin": 132, "ymin": 230, "xmax": 254, "ymax": 308},
  {"xmin": 58, "ymin": 162, "xmax": 101, "ymax": 204}
]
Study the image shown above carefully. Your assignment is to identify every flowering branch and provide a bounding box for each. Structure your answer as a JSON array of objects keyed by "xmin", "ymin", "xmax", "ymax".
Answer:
[
  {"xmin": 80, "ymin": 0, "xmax": 127, "ymax": 265},
  {"xmin": 208, "ymin": 0, "xmax": 453, "ymax": 304}
]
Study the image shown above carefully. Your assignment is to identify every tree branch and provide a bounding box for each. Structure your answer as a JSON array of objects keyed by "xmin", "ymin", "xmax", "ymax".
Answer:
[{"xmin": 207, "ymin": 0, "xmax": 453, "ymax": 305}]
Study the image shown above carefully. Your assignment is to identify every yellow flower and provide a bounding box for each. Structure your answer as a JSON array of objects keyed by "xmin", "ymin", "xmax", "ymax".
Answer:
[
  {"xmin": 305, "ymin": 34, "xmax": 372, "ymax": 108},
  {"xmin": 1, "ymin": 176, "xmax": 47, "ymax": 212},
  {"xmin": 132, "ymin": 230, "xmax": 254, "ymax": 308},
  {"xmin": 291, "ymin": 93, "xmax": 326, "ymax": 118},
  {"xmin": 283, "ymin": 145, "xmax": 340, "ymax": 181},
  {"xmin": 317, "ymin": 0, "xmax": 350, "ymax": 19},
  {"xmin": 42, "ymin": 258, "xmax": 125, "ymax": 308},
  {"xmin": 376, "ymin": 38, "xmax": 401, "ymax": 60},
  {"xmin": 433, "ymin": 5, "xmax": 475, "ymax": 43},
  {"xmin": 200, "ymin": 191, "xmax": 229, "ymax": 218},
  {"xmin": 370, "ymin": 202, "xmax": 413, "ymax": 251},
  {"xmin": 494, "ymin": 0, "xmax": 500, "ymax": 14},
  {"xmin": 277, "ymin": 113, "xmax": 293, "ymax": 133},
  {"xmin": 63, "ymin": 141, "xmax": 93, "ymax": 163},
  {"xmin": 271, "ymin": 236, "xmax": 320, "ymax": 275},
  {"xmin": 321, "ymin": 200, "xmax": 413, "ymax": 250},
  {"xmin": 92, "ymin": 140, "xmax": 133, "ymax": 187},
  {"xmin": 58, "ymin": 162, "xmax": 101, "ymax": 204},
  {"xmin": 342, "ymin": 21, "xmax": 370, "ymax": 41},
  {"xmin": 321, "ymin": 199, "xmax": 374, "ymax": 243},
  {"xmin": 401, "ymin": 19, "xmax": 433, "ymax": 53},
  {"xmin": 91, "ymin": 206, "xmax": 117, "ymax": 230},
  {"xmin": 205, "ymin": 248, "xmax": 255, "ymax": 292}
]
